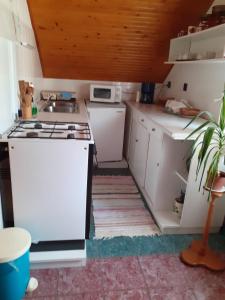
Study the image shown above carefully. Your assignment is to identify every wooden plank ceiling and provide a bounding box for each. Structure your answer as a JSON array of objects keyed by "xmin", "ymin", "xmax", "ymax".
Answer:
[{"xmin": 27, "ymin": 0, "xmax": 213, "ymax": 82}]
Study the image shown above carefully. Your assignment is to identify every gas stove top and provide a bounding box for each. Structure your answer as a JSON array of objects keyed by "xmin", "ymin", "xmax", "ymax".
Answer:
[{"xmin": 8, "ymin": 121, "xmax": 91, "ymax": 140}]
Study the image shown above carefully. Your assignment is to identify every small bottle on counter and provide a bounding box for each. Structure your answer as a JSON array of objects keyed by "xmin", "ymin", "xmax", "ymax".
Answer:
[{"xmin": 32, "ymin": 103, "xmax": 38, "ymax": 116}]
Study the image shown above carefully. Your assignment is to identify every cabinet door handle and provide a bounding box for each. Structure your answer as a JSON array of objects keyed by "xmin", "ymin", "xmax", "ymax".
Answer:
[
  {"xmin": 141, "ymin": 119, "xmax": 144, "ymax": 122},
  {"xmin": 116, "ymin": 111, "xmax": 123, "ymax": 113},
  {"xmin": 11, "ymin": 146, "xmax": 14, "ymax": 149},
  {"xmin": 135, "ymin": 139, "xmax": 138, "ymax": 142},
  {"xmin": 157, "ymin": 163, "xmax": 159, "ymax": 167},
  {"xmin": 152, "ymin": 128, "xmax": 156, "ymax": 132}
]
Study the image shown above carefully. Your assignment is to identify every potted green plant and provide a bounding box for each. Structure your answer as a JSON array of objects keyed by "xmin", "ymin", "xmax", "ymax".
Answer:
[
  {"xmin": 180, "ymin": 90, "xmax": 225, "ymax": 271},
  {"xmin": 185, "ymin": 91, "xmax": 225, "ymax": 193}
]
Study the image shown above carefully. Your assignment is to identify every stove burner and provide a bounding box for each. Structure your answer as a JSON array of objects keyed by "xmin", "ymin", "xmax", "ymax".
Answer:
[
  {"xmin": 26, "ymin": 132, "xmax": 39, "ymax": 138},
  {"xmin": 7, "ymin": 121, "xmax": 91, "ymax": 140},
  {"xmin": 67, "ymin": 133, "xmax": 75, "ymax": 139},
  {"xmin": 68, "ymin": 125, "xmax": 75, "ymax": 130},
  {"xmin": 34, "ymin": 123, "xmax": 42, "ymax": 129}
]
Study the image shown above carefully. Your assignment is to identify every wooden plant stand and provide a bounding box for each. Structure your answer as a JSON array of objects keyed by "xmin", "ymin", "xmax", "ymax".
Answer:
[{"xmin": 180, "ymin": 189, "xmax": 225, "ymax": 271}]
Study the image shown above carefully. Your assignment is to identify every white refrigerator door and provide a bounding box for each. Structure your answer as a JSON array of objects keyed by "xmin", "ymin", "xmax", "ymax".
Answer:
[
  {"xmin": 9, "ymin": 140, "xmax": 89, "ymax": 242},
  {"xmin": 88, "ymin": 107, "xmax": 126, "ymax": 162}
]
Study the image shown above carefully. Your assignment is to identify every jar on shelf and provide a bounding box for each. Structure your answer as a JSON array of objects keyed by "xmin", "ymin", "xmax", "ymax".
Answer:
[
  {"xmin": 173, "ymin": 190, "xmax": 185, "ymax": 218},
  {"xmin": 198, "ymin": 15, "xmax": 210, "ymax": 30}
]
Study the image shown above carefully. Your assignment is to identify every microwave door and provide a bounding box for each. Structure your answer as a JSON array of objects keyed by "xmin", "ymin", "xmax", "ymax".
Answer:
[{"xmin": 91, "ymin": 87, "xmax": 115, "ymax": 103}]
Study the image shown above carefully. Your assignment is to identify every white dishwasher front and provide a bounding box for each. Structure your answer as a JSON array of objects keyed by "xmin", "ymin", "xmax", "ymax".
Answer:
[
  {"xmin": 9, "ymin": 139, "xmax": 89, "ymax": 242},
  {"xmin": 87, "ymin": 103, "xmax": 126, "ymax": 162}
]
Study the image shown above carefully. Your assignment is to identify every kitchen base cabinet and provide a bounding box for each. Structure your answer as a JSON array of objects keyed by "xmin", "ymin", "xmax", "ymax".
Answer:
[
  {"xmin": 128, "ymin": 117, "xmax": 149, "ymax": 188},
  {"xmin": 125, "ymin": 101, "xmax": 225, "ymax": 234},
  {"xmin": 144, "ymin": 127, "xmax": 162, "ymax": 207}
]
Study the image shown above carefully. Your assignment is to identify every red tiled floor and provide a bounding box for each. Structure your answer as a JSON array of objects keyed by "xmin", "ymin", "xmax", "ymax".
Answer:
[
  {"xmin": 104, "ymin": 289, "xmax": 149, "ymax": 300},
  {"xmin": 26, "ymin": 269, "xmax": 58, "ymax": 298},
  {"xmin": 148, "ymin": 287, "xmax": 196, "ymax": 300},
  {"xmin": 139, "ymin": 254, "xmax": 191, "ymax": 289},
  {"xmin": 25, "ymin": 254, "xmax": 225, "ymax": 300},
  {"xmin": 58, "ymin": 292, "xmax": 105, "ymax": 299},
  {"xmin": 58, "ymin": 257, "xmax": 145, "ymax": 296},
  {"xmin": 193, "ymin": 286, "xmax": 225, "ymax": 300}
]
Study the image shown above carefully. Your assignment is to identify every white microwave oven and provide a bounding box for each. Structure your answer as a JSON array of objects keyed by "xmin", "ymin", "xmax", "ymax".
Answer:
[{"xmin": 90, "ymin": 84, "xmax": 122, "ymax": 103}]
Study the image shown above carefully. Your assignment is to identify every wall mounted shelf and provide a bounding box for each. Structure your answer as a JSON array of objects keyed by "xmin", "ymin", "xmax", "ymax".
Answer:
[{"xmin": 167, "ymin": 24, "xmax": 225, "ymax": 63}]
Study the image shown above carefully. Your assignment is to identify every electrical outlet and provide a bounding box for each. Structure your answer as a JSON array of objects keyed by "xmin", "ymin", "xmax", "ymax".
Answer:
[
  {"xmin": 167, "ymin": 81, "xmax": 171, "ymax": 88},
  {"xmin": 183, "ymin": 83, "xmax": 188, "ymax": 91}
]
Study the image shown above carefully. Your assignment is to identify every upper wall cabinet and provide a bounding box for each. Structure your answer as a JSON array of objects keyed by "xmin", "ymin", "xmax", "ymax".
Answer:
[{"xmin": 165, "ymin": 24, "xmax": 225, "ymax": 64}]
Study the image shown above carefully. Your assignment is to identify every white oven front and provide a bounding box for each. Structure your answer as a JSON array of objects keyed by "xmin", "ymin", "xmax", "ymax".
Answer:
[{"xmin": 9, "ymin": 139, "xmax": 89, "ymax": 242}]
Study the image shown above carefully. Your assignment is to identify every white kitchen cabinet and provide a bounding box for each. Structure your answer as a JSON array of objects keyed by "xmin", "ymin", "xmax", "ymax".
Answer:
[
  {"xmin": 87, "ymin": 103, "xmax": 126, "ymax": 162},
  {"xmin": 144, "ymin": 126, "xmax": 162, "ymax": 207},
  {"xmin": 166, "ymin": 23, "xmax": 225, "ymax": 64},
  {"xmin": 128, "ymin": 117, "xmax": 149, "ymax": 188},
  {"xmin": 125, "ymin": 101, "xmax": 225, "ymax": 234},
  {"xmin": 123, "ymin": 103, "xmax": 132, "ymax": 160}
]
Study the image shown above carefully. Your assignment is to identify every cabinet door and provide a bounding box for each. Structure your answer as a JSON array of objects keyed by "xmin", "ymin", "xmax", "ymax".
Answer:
[
  {"xmin": 145, "ymin": 128, "xmax": 163, "ymax": 206},
  {"xmin": 134, "ymin": 122, "xmax": 149, "ymax": 187},
  {"xmin": 128, "ymin": 118, "xmax": 138, "ymax": 170},
  {"xmin": 129, "ymin": 119, "xmax": 149, "ymax": 187},
  {"xmin": 123, "ymin": 104, "xmax": 132, "ymax": 160},
  {"xmin": 88, "ymin": 107, "xmax": 125, "ymax": 162}
]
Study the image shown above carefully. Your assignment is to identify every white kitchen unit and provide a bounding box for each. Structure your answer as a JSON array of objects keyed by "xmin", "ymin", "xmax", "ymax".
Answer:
[
  {"xmin": 5, "ymin": 118, "xmax": 94, "ymax": 253},
  {"xmin": 87, "ymin": 102, "xmax": 126, "ymax": 162},
  {"xmin": 165, "ymin": 23, "xmax": 225, "ymax": 64},
  {"xmin": 125, "ymin": 101, "xmax": 225, "ymax": 234},
  {"xmin": 9, "ymin": 139, "xmax": 88, "ymax": 242}
]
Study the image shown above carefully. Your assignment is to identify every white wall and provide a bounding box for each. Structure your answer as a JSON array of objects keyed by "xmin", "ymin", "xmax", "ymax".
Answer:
[
  {"xmin": 34, "ymin": 78, "xmax": 142, "ymax": 102},
  {"xmin": 161, "ymin": 63, "xmax": 224, "ymax": 119},
  {"xmin": 0, "ymin": 37, "xmax": 16, "ymax": 134},
  {"xmin": 0, "ymin": 0, "xmax": 43, "ymax": 132},
  {"xmin": 13, "ymin": 0, "xmax": 42, "ymax": 80}
]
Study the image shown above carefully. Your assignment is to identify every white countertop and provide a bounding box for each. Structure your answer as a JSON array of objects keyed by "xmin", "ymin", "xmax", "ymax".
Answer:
[{"xmin": 125, "ymin": 101, "xmax": 205, "ymax": 140}]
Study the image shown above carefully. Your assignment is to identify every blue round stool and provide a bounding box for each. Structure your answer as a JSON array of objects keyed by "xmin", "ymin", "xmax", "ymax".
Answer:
[{"xmin": 0, "ymin": 227, "xmax": 34, "ymax": 300}]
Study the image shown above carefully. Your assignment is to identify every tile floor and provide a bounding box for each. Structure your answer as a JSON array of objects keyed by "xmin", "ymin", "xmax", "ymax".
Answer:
[
  {"xmin": 25, "ymin": 254, "xmax": 225, "ymax": 300},
  {"xmin": 24, "ymin": 168, "xmax": 225, "ymax": 299}
]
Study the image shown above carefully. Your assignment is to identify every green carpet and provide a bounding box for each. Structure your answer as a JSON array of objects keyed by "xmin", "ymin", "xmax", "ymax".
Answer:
[{"xmin": 87, "ymin": 168, "xmax": 225, "ymax": 258}]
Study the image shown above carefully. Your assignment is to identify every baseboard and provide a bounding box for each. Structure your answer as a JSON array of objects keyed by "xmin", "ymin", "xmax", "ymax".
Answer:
[{"xmin": 30, "ymin": 248, "xmax": 86, "ymax": 269}]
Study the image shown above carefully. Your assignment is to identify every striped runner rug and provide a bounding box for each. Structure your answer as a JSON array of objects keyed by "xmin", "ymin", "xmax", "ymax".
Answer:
[{"xmin": 92, "ymin": 175, "xmax": 160, "ymax": 239}]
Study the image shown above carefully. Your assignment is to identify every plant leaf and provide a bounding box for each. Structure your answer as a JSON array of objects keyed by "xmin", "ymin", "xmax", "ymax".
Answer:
[
  {"xmin": 184, "ymin": 111, "xmax": 216, "ymax": 129},
  {"xmin": 185, "ymin": 121, "xmax": 210, "ymax": 141},
  {"xmin": 219, "ymin": 94, "xmax": 225, "ymax": 131},
  {"xmin": 198, "ymin": 146, "xmax": 217, "ymax": 190},
  {"xmin": 196, "ymin": 127, "xmax": 215, "ymax": 177}
]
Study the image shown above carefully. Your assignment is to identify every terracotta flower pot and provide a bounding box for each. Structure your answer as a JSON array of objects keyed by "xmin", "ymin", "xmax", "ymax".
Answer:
[
  {"xmin": 206, "ymin": 171, "xmax": 225, "ymax": 192},
  {"xmin": 213, "ymin": 172, "xmax": 225, "ymax": 192}
]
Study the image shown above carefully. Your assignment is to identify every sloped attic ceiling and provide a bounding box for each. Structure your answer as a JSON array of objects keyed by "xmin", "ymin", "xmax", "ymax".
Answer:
[{"xmin": 27, "ymin": 0, "xmax": 213, "ymax": 82}]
